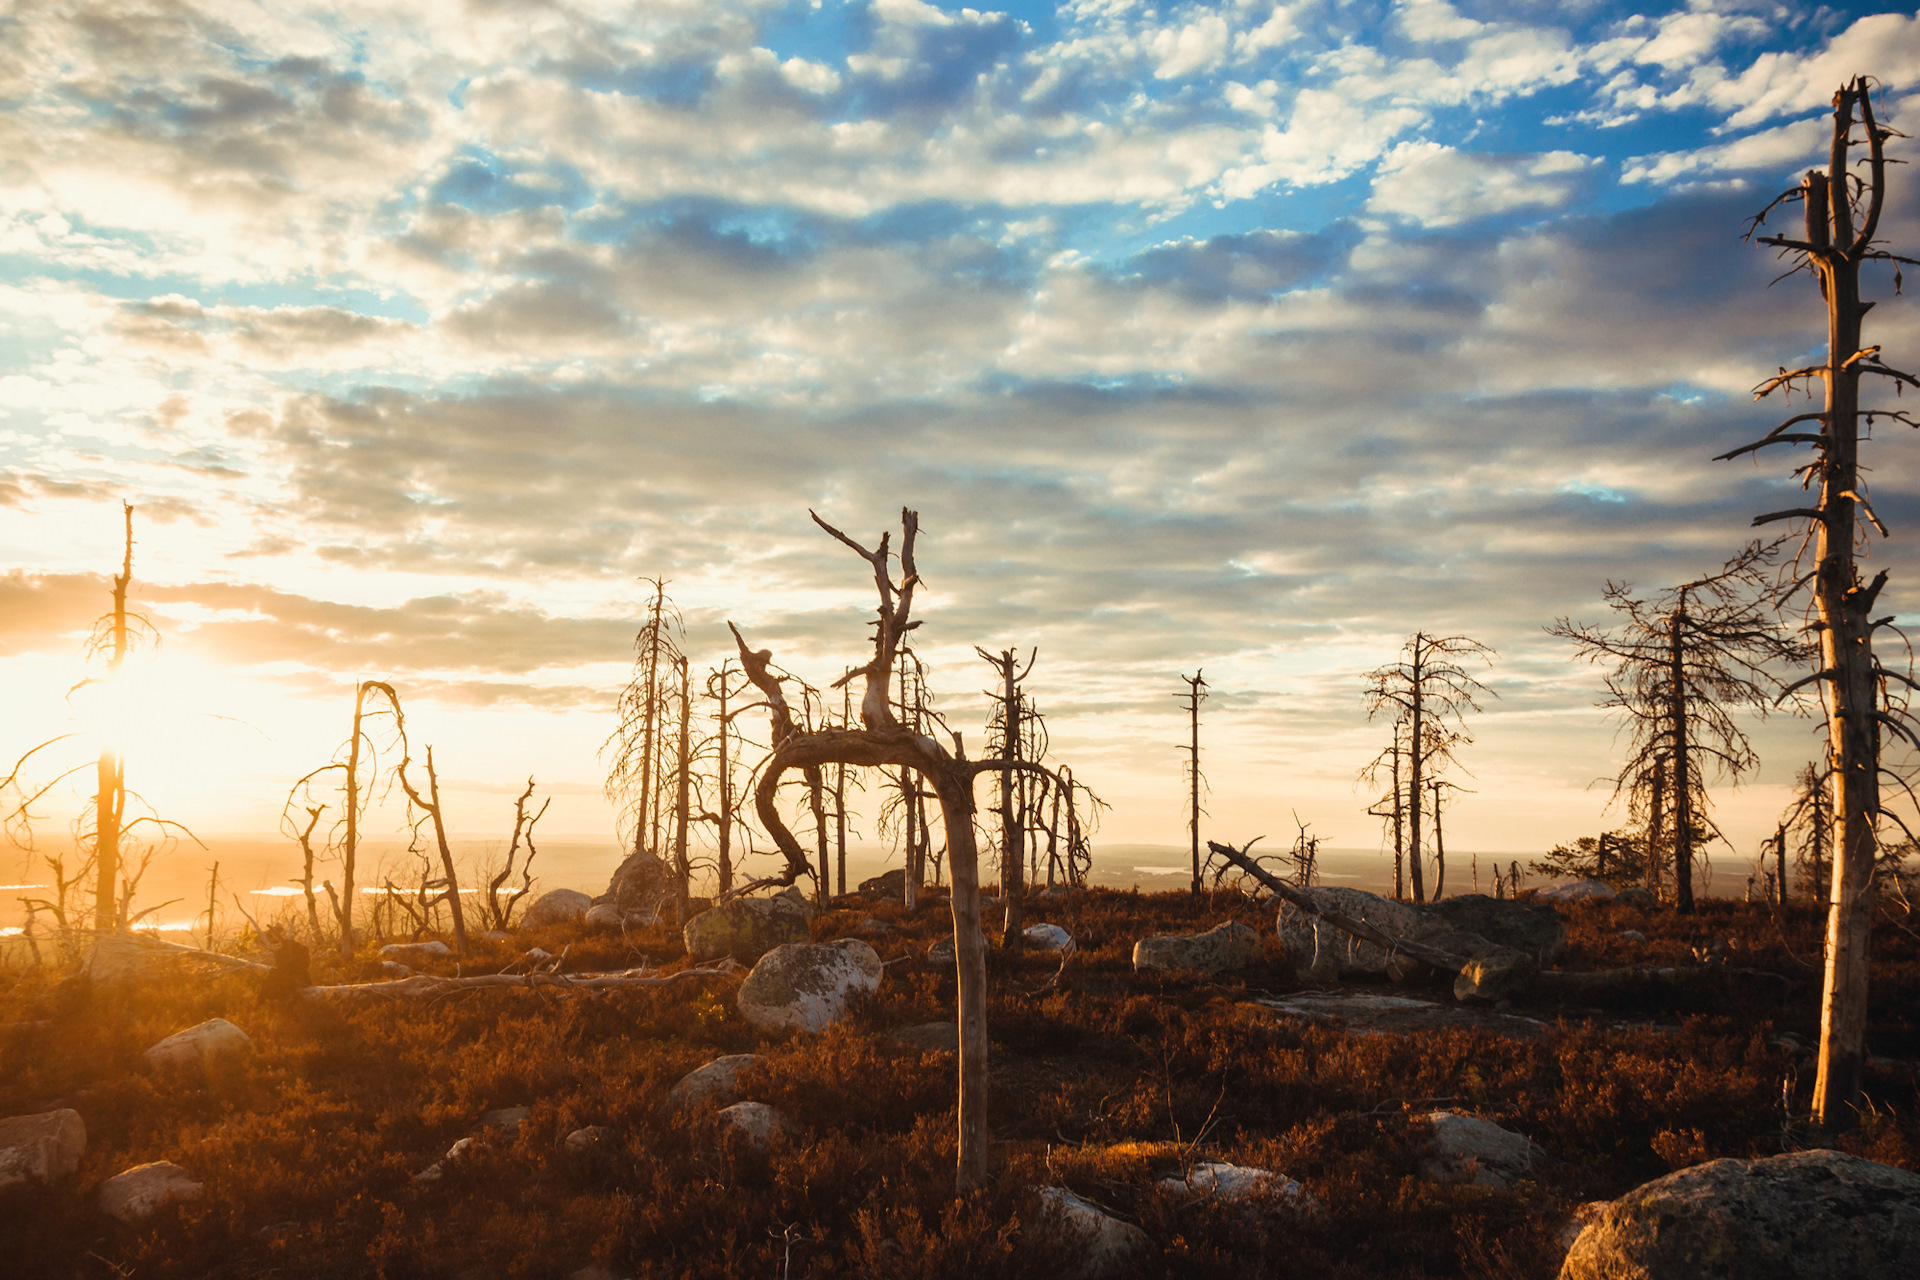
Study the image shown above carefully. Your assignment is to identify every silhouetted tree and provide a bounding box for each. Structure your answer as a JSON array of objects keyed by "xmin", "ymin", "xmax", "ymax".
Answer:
[
  {"xmin": 605, "ymin": 579, "xmax": 684, "ymax": 864},
  {"xmin": 1178, "ymin": 671, "xmax": 1207, "ymax": 898},
  {"xmin": 285, "ymin": 680, "xmax": 405, "ymax": 958}
]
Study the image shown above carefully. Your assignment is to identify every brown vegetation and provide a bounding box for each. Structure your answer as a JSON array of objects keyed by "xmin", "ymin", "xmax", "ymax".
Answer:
[{"xmin": 3, "ymin": 889, "xmax": 1915, "ymax": 1279}]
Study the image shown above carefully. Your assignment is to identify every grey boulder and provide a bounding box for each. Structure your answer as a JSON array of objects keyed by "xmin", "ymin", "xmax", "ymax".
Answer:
[
  {"xmin": 524, "ymin": 888, "xmax": 593, "ymax": 928},
  {"xmin": 0, "ymin": 1108, "xmax": 86, "ymax": 1189},
  {"xmin": 1027, "ymin": 1186, "xmax": 1149, "ymax": 1280},
  {"xmin": 1560, "ymin": 1149, "xmax": 1920, "ymax": 1280},
  {"xmin": 379, "ymin": 940, "xmax": 452, "ymax": 964},
  {"xmin": 99, "ymin": 1161, "xmax": 203, "ymax": 1222},
  {"xmin": 711, "ymin": 1101, "xmax": 791, "ymax": 1158},
  {"xmin": 1024, "ymin": 923, "xmax": 1075, "ymax": 953},
  {"xmin": 736, "ymin": 939, "xmax": 882, "ymax": 1032},
  {"xmin": 683, "ymin": 896, "xmax": 812, "ymax": 964},
  {"xmin": 1132, "ymin": 920, "xmax": 1260, "ymax": 975},
  {"xmin": 143, "ymin": 1018, "xmax": 251, "ymax": 1073},
  {"xmin": 666, "ymin": 1054, "xmax": 761, "ymax": 1114},
  {"xmin": 596, "ymin": 847, "xmax": 669, "ymax": 919},
  {"xmin": 1420, "ymin": 1111, "xmax": 1541, "ymax": 1189}
]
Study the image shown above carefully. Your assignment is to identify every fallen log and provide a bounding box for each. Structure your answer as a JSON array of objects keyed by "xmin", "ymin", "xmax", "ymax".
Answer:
[
  {"xmin": 303, "ymin": 965, "xmax": 738, "ymax": 999},
  {"xmin": 86, "ymin": 930, "xmax": 272, "ymax": 983},
  {"xmin": 1205, "ymin": 839, "xmax": 1470, "ymax": 970}
]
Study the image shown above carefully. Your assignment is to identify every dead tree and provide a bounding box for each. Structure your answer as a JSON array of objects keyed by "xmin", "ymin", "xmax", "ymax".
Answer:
[
  {"xmin": 1733, "ymin": 78, "xmax": 1920, "ymax": 1126},
  {"xmin": 728, "ymin": 508, "xmax": 1066, "ymax": 1191},
  {"xmin": 605, "ymin": 579, "xmax": 684, "ymax": 865},
  {"xmin": 90, "ymin": 503, "xmax": 136, "ymax": 929},
  {"xmin": 1549, "ymin": 542, "xmax": 1803, "ymax": 912},
  {"xmin": 978, "ymin": 647, "xmax": 1037, "ymax": 950},
  {"xmin": 480, "ymin": 779, "xmax": 545, "ymax": 930},
  {"xmin": 1363, "ymin": 634, "xmax": 1494, "ymax": 903},
  {"xmin": 701, "ymin": 659, "xmax": 755, "ymax": 895},
  {"xmin": 1781, "ymin": 761, "xmax": 1836, "ymax": 902},
  {"xmin": 1288, "ymin": 812, "xmax": 1320, "ymax": 887},
  {"xmin": 1360, "ymin": 721, "xmax": 1408, "ymax": 899},
  {"xmin": 397, "ymin": 744, "xmax": 469, "ymax": 956},
  {"xmin": 1178, "ymin": 671, "xmax": 1208, "ymax": 898},
  {"xmin": 285, "ymin": 680, "xmax": 405, "ymax": 959}
]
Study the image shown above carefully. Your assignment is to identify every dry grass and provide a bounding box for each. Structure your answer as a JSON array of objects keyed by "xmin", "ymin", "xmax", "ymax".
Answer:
[{"xmin": 1, "ymin": 887, "xmax": 1914, "ymax": 1279}]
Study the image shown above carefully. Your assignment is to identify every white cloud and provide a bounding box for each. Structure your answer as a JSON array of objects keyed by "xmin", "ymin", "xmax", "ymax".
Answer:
[
  {"xmin": 1368, "ymin": 142, "xmax": 1597, "ymax": 226},
  {"xmin": 1621, "ymin": 116, "xmax": 1826, "ymax": 186},
  {"xmin": 1151, "ymin": 15, "xmax": 1231, "ymax": 79}
]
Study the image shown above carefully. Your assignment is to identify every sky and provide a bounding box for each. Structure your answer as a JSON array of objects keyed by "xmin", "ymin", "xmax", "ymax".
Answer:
[{"xmin": 4, "ymin": 0, "xmax": 1920, "ymax": 894}]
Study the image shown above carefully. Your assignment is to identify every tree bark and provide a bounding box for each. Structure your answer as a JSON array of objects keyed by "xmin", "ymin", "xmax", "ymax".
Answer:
[
  {"xmin": 1408, "ymin": 638, "xmax": 1427, "ymax": 903},
  {"xmin": 1670, "ymin": 596, "xmax": 1697, "ymax": 913},
  {"xmin": 93, "ymin": 503, "xmax": 133, "ymax": 931}
]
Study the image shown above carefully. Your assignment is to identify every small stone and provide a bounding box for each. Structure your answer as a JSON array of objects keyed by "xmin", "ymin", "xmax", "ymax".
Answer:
[
  {"xmin": 523, "ymin": 888, "xmax": 593, "ymax": 927},
  {"xmin": 666, "ymin": 1055, "xmax": 761, "ymax": 1114},
  {"xmin": 1132, "ymin": 921, "xmax": 1260, "ymax": 975},
  {"xmin": 446, "ymin": 1137, "xmax": 473, "ymax": 1161},
  {"xmin": 142, "ymin": 1018, "xmax": 251, "ymax": 1073},
  {"xmin": 584, "ymin": 903, "xmax": 625, "ymax": 930},
  {"xmin": 379, "ymin": 940, "xmax": 452, "ymax": 964},
  {"xmin": 1420, "ymin": 1112, "xmax": 1541, "ymax": 1189},
  {"xmin": 99, "ymin": 1161, "xmax": 203, "ymax": 1222},
  {"xmin": 380, "ymin": 961, "xmax": 412, "ymax": 978},
  {"xmin": 563, "ymin": 1126, "xmax": 614, "ymax": 1156},
  {"xmin": 1023, "ymin": 923, "xmax": 1075, "ymax": 953},
  {"xmin": 1618, "ymin": 929, "xmax": 1647, "ymax": 944},
  {"xmin": 1027, "ymin": 1186, "xmax": 1149, "ymax": 1280},
  {"xmin": 0, "ymin": 1108, "xmax": 86, "ymax": 1189},
  {"xmin": 480, "ymin": 1106, "xmax": 530, "ymax": 1134},
  {"xmin": 712, "ymin": 1101, "xmax": 790, "ymax": 1157},
  {"xmin": 1156, "ymin": 1161, "xmax": 1315, "ymax": 1211},
  {"xmin": 413, "ymin": 1162, "xmax": 444, "ymax": 1184},
  {"xmin": 737, "ymin": 940, "xmax": 882, "ymax": 1033}
]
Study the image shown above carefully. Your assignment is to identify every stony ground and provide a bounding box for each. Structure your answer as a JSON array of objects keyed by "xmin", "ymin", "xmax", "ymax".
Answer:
[{"xmin": 0, "ymin": 887, "xmax": 1915, "ymax": 1279}]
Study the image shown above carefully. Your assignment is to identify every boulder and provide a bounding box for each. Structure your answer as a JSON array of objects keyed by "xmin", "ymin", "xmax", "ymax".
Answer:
[
  {"xmin": 379, "ymin": 940, "xmax": 452, "ymax": 964},
  {"xmin": 1276, "ymin": 887, "xmax": 1437, "ymax": 980},
  {"xmin": 564, "ymin": 1126, "xmax": 614, "ymax": 1157},
  {"xmin": 1156, "ymin": 1161, "xmax": 1316, "ymax": 1210},
  {"xmin": 712, "ymin": 1101, "xmax": 791, "ymax": 1158},
  {"xmin": 1027, "ymin": 1186, "xmax": 1149, "ymax": 1280},
  {"xmin": 1024, "ymin": 923, "xmax": 1075, "ymax": 953},
  {"xmin": 584, "ymin": 903, "xmax": 625, "ymax": 930},
  {"xmin": 1619, "ymin": 929, "xmax": 1648, "ymax": 944},
  {"xmin": 142, "ymin": 1018, "xmax": 251, "ymax": 1073},
  {"xmin": 597, "ymin": 847, "xmax": 669, "ymax": 919},
  {"xmin": 1426, "ymin": 895, "xmax": 1567, "ymax": 965},
  {"xmin": 683, "ymin": 896, "xmax": 812, "ymax": 964},
  {"xmin": 1538, "ymin": 880, "xmax": 1616, "ymax": 904},
  {"xmin": 99, "ymin": 1161, "xmax": 203, "ymax": 1222},
  {"xmin": 1560, "ymin": 1149, "xmax": 1920, "ymax": 1280},
  {"xmin": 0, "ymin": 1108, "xmax": 86, "ymax": 1189},
  {"xmin": 858, "ymin": 868, "xmax": 906, "ymax": 900},
  {"xmin": 1132, "ymin": 920, "xmax": 1260, "ymax": 976},
  {"xmin": 1615, "ymin": 887, "xmax": 1657, "ymax": 907},
  {"xmin": 736, "ymin": 940, "xmax": 882, "ymax": 1033},
  {"xmin": 480, "ymin": 1106, "xmax": 530, "ymax": 1135},
  {"xmin": 379, "ymin": 961, "xmax": 412, "ymax": 978},
  {"xmin": 772, "ymin": 886, "xmax": 817, "ymax": 919},
  {"xmin": 524, "ymin": 888, "xmax": 593, "ymax": 928},
  {"xmin": 666, "ymin": 1054, "xmax": 761, "ymax": 1114},
  {"xmin": 894, "ymin": 1021, "xmax": 960, "ymax": 1055},
  {"xmin": 1420, "ymin": 1112, "xmax": 1541, "ymax": 1189},
  {"xmin": 856, "ymin": 917, "xmax": 894, "ymax": 936},
  {"xmin": 1453, "ymin": 947, "xmax": 1538, "ymax": 1003}
]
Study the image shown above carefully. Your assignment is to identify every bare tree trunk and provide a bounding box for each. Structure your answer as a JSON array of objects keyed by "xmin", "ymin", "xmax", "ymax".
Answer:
[
  {"xmin": 808, "ymin": 768, "xmax": 830, "ymax": 906},
  {"xmin": 639, "ymin": 584, "xmax": 663, "ymax": 859},
  {"xmin": 93, "ymin": 502, "xmax": 133, "ymax": 931},
  {"xmin": 340, "ymin": 683, "xmax": 368, "ymax": 959},
  {"xmin": 1181, "ymin": 671, "xmax": 1206, "ymax": 899},
  {"xmin": 399, "ymin": 746, "xmax": 469, "ymax": 956},
  {"xmin": 1670, "ymin": 596, "xmax": 1697, "ymax": 914},
  {"xmin": 672, "ymin": 656, "xmax": 692, "ymax": 924},
  {"xmin": 1648, "ymin": 753, "xmax": 1666, "ymax": 900},
  {"xmin": 716, "ymin": 669, "xmax": 734, "ymax": 894},
  {"xmin": 1391, "ymin": 736, "xmax": 1404, "ymax": 901},
  {"xmin": 297, "ymin": 806, "xmax": 324, "ymax": 939},
  {"xmin": 1408, "ymin": 637, "xmax": 1427, "ymax": 903},
  {"xmin": 1775, "ymin": 825, "xmax": 1789, "ymax": 908},
  {"xmin": 1429, "ymin": 780, "xmax": 1446, "ymax": 901},
  {"xmin": 998, "ymin": 650, "xmax": 1025, "ymax": 952}
]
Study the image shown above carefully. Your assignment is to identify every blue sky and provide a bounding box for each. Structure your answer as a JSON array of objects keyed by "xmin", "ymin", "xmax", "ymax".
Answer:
[{"xmin": 3, "ymin": 1, "xmax": 1919, "ymax": 876}]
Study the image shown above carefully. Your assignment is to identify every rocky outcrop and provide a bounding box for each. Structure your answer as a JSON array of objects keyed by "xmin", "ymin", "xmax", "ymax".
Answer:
[
  {"xmin": 1027, "ymin": 1187, "xmax": 1149, "ymax": 1280},
  {"xmin": 143, "ymin": 1018, "xmax": 251, "ymax": 1073},
  {"xmin": 683, "ymin": 896, "xmax": 811, "ymax": 964},
  {"xmin": 1132, "ymin": 920, "xmax": 1260, "ymax": 975},
  {"xmin": 1278, "ymin": 888, "xmax": 1566, "ymax": 981},
  {"xmin": 736, "ymin": 939, "xmax": 882, "ymax": 1033},
  {"xmin": 524, "ymin": 888, "xmax": 593, "ymax": 928},
  {"xmin": 0, "ymin": 1109, "xmax": 85, "ymax": 1189},
  {"xmin": 99, "ymin": 1161, "xmax": 203, "ymax": 1222},
  {"xmin": 666, "ymin": 1055, "xmax": 760, "ymax": 1114},
  {"xmin": 1559, "ymin": 1149, "xmax": 1920, "ymax": 1280},
  {"xmin": 596, "ymin": 847, "xmax": 669, "ymax": 919},
  {"xmin": 858, "ymin": 868, "xmax": 906, "ymax": 900},
  {"xmin": 1537, "ymin": 880, "xmax": 1616, "ymax": 904},
  {"xmin": 1420, "ymin": 1112, "xmax": 1541, "ymax": 1189}
]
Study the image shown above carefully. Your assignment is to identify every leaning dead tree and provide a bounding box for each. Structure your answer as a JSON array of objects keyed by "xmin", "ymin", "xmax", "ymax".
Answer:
[
  {"xmin": 1734, "ymin": 77, "xmax": 1918, "ymax": 1128},
  {"xmin": 396, "ymin": 744, "xmax": 469, "ymax": 956},
  {"xmin": 1550, "ymin": 542, "xmax": 1802, "ymax": 911},
  {"xmin": 1363, "ymin": 634, "xmax": 1494, "ymax": 903},
  {"xmin": 728, "ymin": 508, "xmax": 1067, "ymax": 1191}
]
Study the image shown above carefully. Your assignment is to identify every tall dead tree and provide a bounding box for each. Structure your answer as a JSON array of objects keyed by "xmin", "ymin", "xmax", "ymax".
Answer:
[
  {"xmin": 729, "ymin": 508, "xmax": 1066, "ymax": 1191},
  {"xmin": 1178, "ymin": 671, "xmax": 1207, "ymax": 898},
  {"xmin": 670, "ymin": 654, "xmax": 694, "ymax": 922},
  {"xmin": 605, "ymin": 579, "xmax": 684, "ymax": 864},
  {"xmin": 979, "ymin": 647, "xmax": 1036, "ymax": 950},
  {"xmin": 1781, "ymin": 761, "xmax": 1836, "ymax": 903},
  {"xmin": 1360, "ymin": 721, "xmax": 1408, "ymax": 899},
  {"xmin": 397, "ymin": 745, "xmax": 469, "ymax": 956},
  {"xmin": 285, "ymin": 680, "xmax": 405, "ymax": 959},
  {"xmin": 91, "ymin": 503, "xmax": 135, "ymax": 930},
  {"xmin": 702, "ymin": 660, "xmax": 755, "ymax": 895},
  {"xmin": 1363, "ymin": 634, "xmax": 1494, "ymax": 903},
  {"xmin": 1550, "ymin": 543, "xmax": 1803, "ymax": 912},
  {"xmin": 1734, "ymin": 77, "xmax": 1919, "ymax": 1127}
]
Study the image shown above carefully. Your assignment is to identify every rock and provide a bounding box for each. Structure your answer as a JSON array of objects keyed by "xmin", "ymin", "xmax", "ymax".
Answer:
[
  {"xmin": 1027, "ymin": 1186, "xmax": 1149, "ymax": 1280},
  {"xmin": 683, "ymin": 896, "xmax": 812, "ymax": 964},
  {"xmin": 1420, "ymin": 1112, "xmax": 1541, "ymax": 1189},
  {"xmin": 596, "ymin": 847, "xmax": 669, "ymax": 919},
  {"xmin": 379, "ymin": 940, "xmax": 452, "ymax": 964},
  {"xmin": 1537, "ymin": 880, "xmax": 1616, "ymax": 904},
  {"xmin": 1619, "ymin": 929, "xmax": 1648, "ymax": 944},
  {"xmin": 413, "ymin": 1162, "xmax": 445, "ymax": 1184},
  {"xmin": 711, "ymin": 1101, "xmax": 791, "ymax": 1157},
  {"xmin": 480, "ymin": 930, "xmax": 510, "ymax": 942},
  {"xmin": 1615, "ymin": 886, "xmax": 1656, "ymax": 906},
  {"xmin": 1023, "ymin": 923, "xmax": 1075, "ymax": 953},
  {"xmin": 1554, "ymin": 1201, "xmax": 1612, "ymax": 1252},
  {"xmin": 584, "ymin": 903, "xmax": 625, "ymax": 930},
  {"xmin": 379, "ymin": 961, "xmax": 412, "ymax": 978},
  {"xmin": 99, "ymin": 1161, "xmax": 203, "ymax": 1222},
  {"xmin": 142, "ymin": 1018, "xmax": 251, "ymax": 1072},
  {"xmin": 1560, "ymin": 1149, "xmax": 1920, "ymax": 1280},
  {"xmin": 445, "ymin": 1136, "xmax": 474, "ymax": 1162},
  {"xmin": 858, "ymin": 868, "xmax": 906, "ymax": 900},
  {"xmin": 856, "ymin": 917, "xmax": 894, "ymax": 936},
  {"xmin": 480, "ymin": 1106, "xmax": 530, "ymax": 1135},
  {"xmin": 1132, "ymin": 920, "xmax": 1260, "ymax": 975},
  {"xmin": 666, "ymin": 1054, "xmax": 761, "ymax": 1114},
  {"xmin": 1426, "ymin": 895, "xmax": 1567, "ymax": 965},
  {"xmin": 772, "ymin": 886, "xmax": 817, "ymax": 919},
  {"xmin": 1453, "ymin": 947, "xmax": 1538, "ymax": 1003},
  {"xmin": 524, "ymin": 888, "xmax": 593, "ymax": 927},
  {"xmin": 0, "ymin": 1109, "xmax": 86, "ymax": 1189},
  {"xmin": 894, "ymin": 1021, "xmax": 960, "ymax": 1055},
  {"xmin": 563, "ymin": 1126, "xmax": 614, "ymax": 1157},
  {"xmin": 1277, "ymin": 887, "xmax": 1438, "ymax": 980},
  {"xmin": 736, "ymin": 940, "xmax": 882, "ymax": 1033},
  {"xmin": 83, "ymin": 932, "xmax": 225, "ymax": 985},
  {"xmin": 1156, "ymin": 1161, "xmax": 1316, "ymax": 1211}
]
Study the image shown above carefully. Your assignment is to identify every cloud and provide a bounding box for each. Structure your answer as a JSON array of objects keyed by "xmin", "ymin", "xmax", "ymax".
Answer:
[{"xmin": 1368, "ymin": 143, "xmax": 1598, "ymax": 226}]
